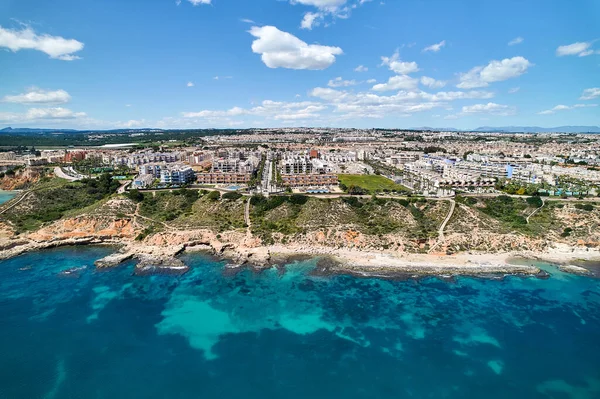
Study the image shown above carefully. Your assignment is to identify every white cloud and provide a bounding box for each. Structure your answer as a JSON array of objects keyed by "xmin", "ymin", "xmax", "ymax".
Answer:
[
  {"xmin": 182, "ymin": 100, "xmax": 326, "ymax": 121},
  {"xmin": 423, "ymin": 40, "xmax": 445, "ymax": 53},
  {"xmin": 538, "ymin": 103, "xmax": 598, "ymax": 115},
  {"xmin": 290, "ymin": 0, "xmax": 370, "ymax": 30},
  {"xmin": 508, "ymin": 87, "xmax": 520, "ymax": 94},
  {"xmin": 188, "ymin": 0, "xmax": 212, "ymax": 5},
  {"xmin": 556, "ymin": 41, "xmax": 596, "ymax": 57},
  {"xmin": 508, "ymin": 37, "xmax": 524, "ymax": 46},
  {"xmin": 580, "ymin": 87, "xmax": 600, "ymax": 100},
  {"xmin": 328, "ymin": 77, "xmax": 358, "ymax": 87},
  {"xmin": 0, "ymin": 107, "xmax": 86, "ymax": 123},
  {"xmin": 2, "ymin": 88, "xmax": 71, "ymax": 105},
  {"xmin": 354, "ymin": 65, "xmax": 368, "ymax": 72},
  {"xmin": 461, "ymin": 102, "xmax": 516, "ymax": 116},
  {"xmin": 249, "ymin": 25, "xmax": 343, "ymax": 70},
  {"xmin": 420, "ymin": 76, "xmax": 446, "ymax": 89},
  {"xmin": 187, "ymin": 82, "xmax": 195, "ymax": 87},
  {"xmin": 0, "ymin": 25, "xmax": 84, "ymax": 60},
  {"xmin": 309, "ymin": 85, "xmax": 494, "ymax": 119},
  {"xmin": 457, "ymin": 56, "xmax": 532, "ymax": 89},
  {"xmin": 240, "ymin": 18, "xmax": 255, "ymax": 24},
  {"xmin": 301, "ymin": 12, "xmax": 322, "ymax": 30},
  {"xmin": 214, "ymin": 75, "xmax": 232, "ymax": 80},
  {"xmin": 380, "ymin": 51, "xmax": 419, "ymax": 74},
  {"xmin": 372, "ymin": 75, "xmax": 419, "ymax": 91},
  {"xmin": 116, "ymin": 119, "xmax": 147, "ymax": 128}
]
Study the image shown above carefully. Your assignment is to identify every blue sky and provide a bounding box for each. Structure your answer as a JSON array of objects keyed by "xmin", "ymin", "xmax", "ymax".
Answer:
[{"xmin": 0, "ymin": 0, "xmax": 599, "ymax": 130}]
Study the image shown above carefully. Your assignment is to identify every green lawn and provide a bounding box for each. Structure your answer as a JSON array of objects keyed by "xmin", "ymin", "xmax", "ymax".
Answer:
[{"xmin": 338, "ymin": 174, "xmax": 409, "ymax": 193}]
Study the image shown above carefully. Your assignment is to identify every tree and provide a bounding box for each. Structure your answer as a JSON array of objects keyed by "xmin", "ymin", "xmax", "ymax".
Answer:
[
  {"xmin": 222, "ymin": 191, "xmax": 242, "ymax": 201},
  {"xmin": 206, "ymin": 191, "xmax": 221, "ymax": 201},
  {"xmin": 526, "ymin": 196, "xmax": 543, "ymax": 208},
  {"xmin": 127, "ymin": 189, "xmax": 145, "ymax": 202},
  {"xmin": 348, "ymin": 185, "xmax": 366, "ymax": 195}
]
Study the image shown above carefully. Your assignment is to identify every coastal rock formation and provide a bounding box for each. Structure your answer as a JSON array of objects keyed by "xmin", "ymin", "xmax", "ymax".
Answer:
[
  {"xmin": 28, "ymin": 217, "xmax": 136, "ymax": 242},
  {"xmin": 134, "ymin": 254, "xmax": 189, "ymax": 275},
  {"xmin": 0, "ymin": 168, "xmax": 41, "ymax": 191}
]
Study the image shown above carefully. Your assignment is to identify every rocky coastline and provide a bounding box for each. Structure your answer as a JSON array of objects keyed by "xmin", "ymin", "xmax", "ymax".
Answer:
[{"xmin": 1, "ymin": 230, "xmax": 599, "ymax": 279}]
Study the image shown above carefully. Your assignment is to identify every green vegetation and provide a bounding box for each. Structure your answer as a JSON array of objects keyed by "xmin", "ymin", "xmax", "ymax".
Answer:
[
  {"xmin": 222, "ymin": 191, "xmax": 243, "ymax": 201},
  {"xmin": 249, "ymin": 195, "xmax": 444, "ymax": 245},
  {"xmin": 495, "ymin": 179, "xmax": 540, "ymax": 196},
  {"xmin": 126, "ymin": 189, "xmax": 145, "ymax": 202},
  {"xmin": 481, "ymin": 195, "xmax": 527, "ymax": 229},
  {"xmin": 480, "ymin": 195, "xmax": 528, "ymax": 228},
  {"xmin": 526, "ymin": 196, "xmax": 543, "ymax": 208},
  {"xmin": 171, "ymin": 193, "xmax": 246, "ymax": 231},
  {"xmin": 338, "ymin": 174, "xmax": 409, "ymax": 194},
  {"xmin": 561, "ymin": 227, "xmax": 573, "ymax": 238},
  {"xmin": 2, "ymin": 174, "xmax": 121, "ymax": 232},
  {"xmin": 575, "ymin": 203, "xmax": 594, "ymax": 212},
  {"xmin": 139, "ymin": 189, "xmax": 199, "ymax": 221},
  {"xmin": 206, "ymin": 190, "xmax": 221, "ymax": 201}
]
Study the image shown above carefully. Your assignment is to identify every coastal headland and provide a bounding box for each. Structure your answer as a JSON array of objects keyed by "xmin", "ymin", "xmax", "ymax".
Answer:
[{"xmin": 1, "ymin": 182, "xmax": 599, "ymax": 278}]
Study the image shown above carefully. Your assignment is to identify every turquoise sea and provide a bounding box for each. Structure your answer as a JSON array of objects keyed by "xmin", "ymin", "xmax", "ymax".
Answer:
[
  {"xmin": 0, "ymin": 190, "xmax": 17, "ymax": 205},
  {"xmin": 0, "ymin": 246, "xmax": 599, "ymax": 399}
]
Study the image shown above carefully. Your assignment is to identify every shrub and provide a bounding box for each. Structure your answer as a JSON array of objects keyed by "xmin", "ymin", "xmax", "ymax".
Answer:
[
  {"xmin": 222, "ymin": 191, "xmax": 243, "ymax": 201},
  {"xmin": 575, "ymin": 203, "xmax": 594, "ymax": 211},
  {"xmin": 342, "ymin": 196, "xmax": 362, "ymax": 208},
  {"xmin": 526, "ymin": 196, "xmax": 543, "ymax": 208},
  {"xmin": 206, "ymin": 191, "xmax": 221, "ymax": 201},
  {"xmin": 289, "ymin": 194, "xmax": 308, "ymax": 205},
  {"xmin": 560, "ymin": 227, "xmax": 573, "ymax": 237},
  {"xmin": 348, "ymin": 185, "xmax": 366, "ymax": 195},
  {"xmin": 126, "ymin": 189, "xmax": 144, "ymax": 202}
]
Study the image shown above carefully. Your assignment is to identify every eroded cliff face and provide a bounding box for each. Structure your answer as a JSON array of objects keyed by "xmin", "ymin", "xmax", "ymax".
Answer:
[
  {"xmin": 0, "ymin": 168, "xmax": 41, "ymax": 190},
  {"xmin": 27, "ymin": 217, "xmax": 137, "ymax": 242},
  {"xmin": 2, "ymin": 192, "xmax": 600, "ymax": 264}
]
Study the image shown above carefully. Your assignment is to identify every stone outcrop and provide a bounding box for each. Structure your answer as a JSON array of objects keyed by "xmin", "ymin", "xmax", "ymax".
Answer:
[{"xmin": 28, "ymin": 217, "xmax": 136, "ymax": 242}]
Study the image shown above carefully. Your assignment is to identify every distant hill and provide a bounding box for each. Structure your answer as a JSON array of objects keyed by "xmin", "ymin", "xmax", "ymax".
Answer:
[
  {"xmin": 410, "ymin": 127, "xmax": 459, "ymax": 132},
  {"xmin": 472, "ymin": 126, "xmax": 600, "ymax": 133},
  {"xmin": 0, "ymin": 127, "xmax": 79, "ymax": 134},
  {"xmin": 3, "ymin": 125, "xmax": 600, "ymax": 134},
  {"xmin": 0, "ymin": 127, "xmax": 164, "ymax": 135}
]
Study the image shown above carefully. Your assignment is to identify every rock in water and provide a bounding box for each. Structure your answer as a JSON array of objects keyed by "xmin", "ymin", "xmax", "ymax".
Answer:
[
  {"xmin": 134, "ymin": 255, "xmax": 189, "ymax": 276},
  {"xmin": 94, "ymin": 252, "xmax": 134, "ymax": 268}
]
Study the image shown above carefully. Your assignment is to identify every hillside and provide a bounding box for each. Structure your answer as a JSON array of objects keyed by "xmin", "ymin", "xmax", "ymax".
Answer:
[{"xmin": 2, "ymin": 178, "xmax": 600, "ymax": 258}]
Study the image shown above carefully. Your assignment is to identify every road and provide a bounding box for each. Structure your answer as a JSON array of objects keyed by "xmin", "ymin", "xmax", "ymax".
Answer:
[
  {"xmin": 53, "ymin": 166, "xmax": 83, "ymax": 181},
  {"xmin": 117, "ymin": 180, "xmax": 132, "ymax": 194}
]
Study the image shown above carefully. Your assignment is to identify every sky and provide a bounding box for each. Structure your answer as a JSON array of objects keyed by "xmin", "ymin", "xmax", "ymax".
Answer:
[{"xmin": 0, "ymin": 0, "xmax": 599, "ymax": 130}]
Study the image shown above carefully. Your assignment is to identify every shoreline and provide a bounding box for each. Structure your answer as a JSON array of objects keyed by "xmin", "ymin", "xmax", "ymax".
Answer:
[{"xmin": 2, "ymin": 235, "xmax": 599, "ymax": 279}]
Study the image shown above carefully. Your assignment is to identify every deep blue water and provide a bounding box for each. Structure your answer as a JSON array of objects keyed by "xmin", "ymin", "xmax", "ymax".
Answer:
[{"xmin": 0, "ymin": 247, "xmax": 599, "ymax": 399}]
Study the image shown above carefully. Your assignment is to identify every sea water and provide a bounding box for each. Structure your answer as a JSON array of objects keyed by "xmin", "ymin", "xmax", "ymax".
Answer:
[
  {"xmin": 0, "ymin": 190, "xmax": 17, "ymax": 205},
  {"xmin": 0, "ymin": 246, "xmax": 598, "ymax": 399}
]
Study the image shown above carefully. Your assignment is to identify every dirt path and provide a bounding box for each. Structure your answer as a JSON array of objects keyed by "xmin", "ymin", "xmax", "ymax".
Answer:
[
  {"xmin": 428, "ymin": 199, "xmax": 456, "ymax": 253},
  {"xmin": 526, "ymin": 199, "xmax": 545, "ymax": 224},
  {"xmin": 244, "ymin": 199, "xmax": 252, "ymax": 237}
]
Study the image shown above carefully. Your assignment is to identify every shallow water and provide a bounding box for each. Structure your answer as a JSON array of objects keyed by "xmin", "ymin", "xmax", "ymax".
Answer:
[
  {"xmin": 0, "ymin": 190, "xmax": 17, "ymax": 205},
  {"xmin": 0, "ymin": 246, "xmax": 599, "ymax": 399}
]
